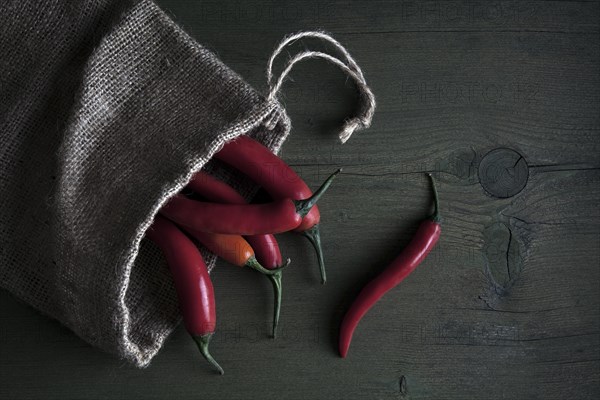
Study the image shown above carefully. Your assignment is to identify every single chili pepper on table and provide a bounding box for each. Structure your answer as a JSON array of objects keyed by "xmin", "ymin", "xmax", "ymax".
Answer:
[
  {"xmin": 212, "ymin": 135, "xmax": 332, "ymax": 284},
  {"xmin": 162, "ymin": 169, "xmax": 339, "ymax": 235},
  {"xmin": 338, "ymin": 174, "xmax": 442, "ymax": 358},
  {"xmin": 187, "ymin": 170, "xmax": 287, "ymax": 337},
  {"xmin": 145, "ymin": 215, "xmax": 224, "ymax": 374}
]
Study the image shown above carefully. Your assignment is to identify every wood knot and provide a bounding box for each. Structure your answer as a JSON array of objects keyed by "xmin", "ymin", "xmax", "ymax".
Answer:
[{"xmin": 478, "ymin": 148, "xmax": 528, "ymax": 198}]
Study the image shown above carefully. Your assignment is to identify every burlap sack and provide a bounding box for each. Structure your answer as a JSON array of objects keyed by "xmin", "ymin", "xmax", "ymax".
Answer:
[
  {"xmin": 0, "ymin": 0, "xmax": 375, "ymax": 367},
  {"xmin": 0, "ymin": 0, "xmax": 290, "ymax": 367}
]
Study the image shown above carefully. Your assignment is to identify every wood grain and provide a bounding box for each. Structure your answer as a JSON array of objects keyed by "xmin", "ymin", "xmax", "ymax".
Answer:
[{"xmin": 1, "ymin": 1, "xmax": 599, "ymax": 399}]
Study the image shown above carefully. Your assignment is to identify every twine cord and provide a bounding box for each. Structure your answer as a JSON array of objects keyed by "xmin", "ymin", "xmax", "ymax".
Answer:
[{"xmin": 266, "ymin": 31, "xmax": 376, "ymax": 143}]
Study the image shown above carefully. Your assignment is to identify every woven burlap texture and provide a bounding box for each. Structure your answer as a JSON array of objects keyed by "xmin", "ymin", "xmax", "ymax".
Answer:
[{"xmin": 0, "ymin": 0, "xmax": 290, "ymax": 367}]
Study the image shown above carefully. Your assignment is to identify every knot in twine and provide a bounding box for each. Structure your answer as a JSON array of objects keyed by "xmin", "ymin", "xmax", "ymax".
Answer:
[{"xmin": 266, "ymin": 31, "xmax": 376, "ymax": 144}]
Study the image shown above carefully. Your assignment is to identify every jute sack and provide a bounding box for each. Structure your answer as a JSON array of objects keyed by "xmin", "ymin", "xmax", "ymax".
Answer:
[{"xmin": 0, "ymin": 0, "xmax": 374, "ymax": 367}]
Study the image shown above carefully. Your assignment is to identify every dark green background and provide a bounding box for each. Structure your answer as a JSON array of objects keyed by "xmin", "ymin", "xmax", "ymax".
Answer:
[{"xmin": 1, "ymin": 1, "xmax": 599, "ymax": 399}]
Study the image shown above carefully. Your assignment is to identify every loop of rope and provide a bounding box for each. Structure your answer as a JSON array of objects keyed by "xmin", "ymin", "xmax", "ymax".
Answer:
[
  {"xmin": 266, "ymin": 31, "xmax": 375, "ymax": 143},
  {"xmin": 267, "ymin": 31, "xmax": 366, "ymax": 86}
]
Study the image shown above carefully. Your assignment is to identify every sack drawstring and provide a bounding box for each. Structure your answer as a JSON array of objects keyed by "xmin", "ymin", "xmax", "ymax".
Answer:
[
  {"xmin": 266, "ymin": 31, "xmax": 376, "ymax": 144},
  {"xmin": 267, "ymin": 31, "xmax": 366, "ymax": 85}
]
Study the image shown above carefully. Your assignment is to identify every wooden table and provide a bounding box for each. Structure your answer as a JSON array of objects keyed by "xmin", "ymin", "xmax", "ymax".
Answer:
[{"xmin": 1, "ymin": 1, "xmax": 599, "ymax": 398}]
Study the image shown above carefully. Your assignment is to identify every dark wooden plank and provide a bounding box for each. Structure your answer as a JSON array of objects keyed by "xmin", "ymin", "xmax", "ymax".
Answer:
[
  {"xmin": 158, "ymin": 0, "xmax": 600, "ymax": 35},
  {"xmin": 1, "ymin": 0, "xmax": 599, "ymax": 399}
]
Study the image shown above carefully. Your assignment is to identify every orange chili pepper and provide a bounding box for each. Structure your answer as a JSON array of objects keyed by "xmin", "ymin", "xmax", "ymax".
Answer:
[{"xmin": 183, "ymin": 228, "xmax": 278, "ymax": 276}]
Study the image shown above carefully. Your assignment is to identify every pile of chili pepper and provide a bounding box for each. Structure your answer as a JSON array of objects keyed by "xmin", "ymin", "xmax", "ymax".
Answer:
[
  {"xmin": 146, "ymin": 134, "xmax": 442, "ymax": 373},
  {"xmin": 146, "ymin": 135, "xmax": 341, "ymax": 374}
]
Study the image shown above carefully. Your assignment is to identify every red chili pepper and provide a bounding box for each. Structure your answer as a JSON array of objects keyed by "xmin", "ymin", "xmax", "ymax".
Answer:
[
  {"xmin": 161, "ymin": 197, "xmax": 303, "ymax": 235},
  {"xmin": 163, "ymin": 169, "xmax": 338, "ymax": 236},
  {"xmin": 187, "ymin": 171, "xmax": 248, "ymax": 205},
  {"xmin": 145, "ymin": 215, "xmax": 224, "ymax": 374},
  {"xmin": 187, "ymin": 170, "xmax": 287, "ymax": 337},
  {"xmin": 244, "ymin": 234, "xmax": 283, "ymax": 270},
  {"xmin": 213, "ymin": 135, "xmax": 332, "ymax": 283},
  {"xmin": 338, "ymin": 174, "xmax": 442, "ymax": 358}
]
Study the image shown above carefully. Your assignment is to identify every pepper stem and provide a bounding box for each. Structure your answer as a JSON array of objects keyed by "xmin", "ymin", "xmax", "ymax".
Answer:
[
  {"xmin": 192, "ymin": 334, "xmax": 224, "ymax": 375},
  {"xmin": 300, "ymin": 225, "xmax": 326, "ymax": 284},
  {"xmin": 266, "ymin": 270, "xmax": 283, "ymax": 338},
  {"xmin": 427, "ymin": 173, "xmax": 441, "ymax": 223},
  {"xmin": 295, "ymin": 169, "xmax": 342, "ymax": 217},
  {"xmin": 246, "ymin": 256, "xmax": 288, "ymax": 275}
]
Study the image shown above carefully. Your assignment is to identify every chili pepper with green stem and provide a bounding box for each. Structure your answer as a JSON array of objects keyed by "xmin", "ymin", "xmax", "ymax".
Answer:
[
  {"xmin": 211, "ymin": 135, "xmax": 334, "ymax": 284},
  {"xmin": 145, "ymin": 215, "xmax": 224, "ymax": 374},
  {"xmin": 163, "ymin": 169, "xmax": 339, "ymax": 236},
  {"xmin": 339, "ymin": 174, "xmax": 442, "ymax": 358}
]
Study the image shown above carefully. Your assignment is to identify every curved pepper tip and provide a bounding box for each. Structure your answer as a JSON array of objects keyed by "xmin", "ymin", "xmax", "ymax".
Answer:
[
  {"xmin": 338, "ymin": 318, "xmax": 353, "ymax": 358},
  {"xmin": 339, "ymin": 341, "xmax": 349, "ymax": 358}
]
